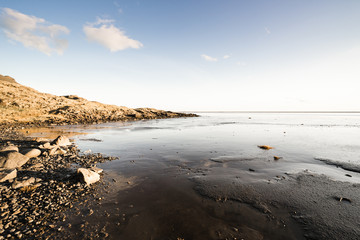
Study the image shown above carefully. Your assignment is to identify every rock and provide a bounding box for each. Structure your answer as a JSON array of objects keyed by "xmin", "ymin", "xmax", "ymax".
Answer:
[
  {"xmin": 33, "ymin": 137, "xmax": 49, "ymax": 143},
  {"xmin": 52, "ymin": 135, "xmax": 71, "ymax": 147},
  {"xmin": 55, "ymin": 148, "xmax": 67, "ymax": 155},
  {"xmin": 28, "ymin": 163, "xmax": 44, "ymax": 170},
  {"xmin": 40, "ymin": 142, "xmax": 52, "ymax": 149},
  {"xmin": 0, "ymin": 151, "xmax": 29, "ymax": 169},
  {"xmin": 0, "ymin": 169, "xmax": 17, "ymax": 183},
  {"xmin": 90, "ymin": 166, "xmax": 103, "ymax": 174},
  {"xmin": 77, "ymin": 168, "xmax": 100, "ymax": 185},
  {"xmin": 49, "ymin": 146, "xmax": 59, "ymax": 156},
  {"xmin": 0, "ymin": 75, "xmax": 16, "ymax": 83},
  {"xmin": 12, "ymin": 177, "xmax": 35, "ymax": 189},
  {"xmin": 20, "ymin": 148, "xmax": 41, "ymax": 158},
  {"xmin": 0, "ymin": 145, "xmax": 19, "ymax": 152},
  {"xmin": 48, "ymin": 147, "xmax": 66, "ymax": 156},
  {"xmin": 258, "ymin": 145, "xmax": 273, "ymax": 150}
]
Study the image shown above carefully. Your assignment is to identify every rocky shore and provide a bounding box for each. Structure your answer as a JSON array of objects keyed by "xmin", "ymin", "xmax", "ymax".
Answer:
[
  {"xmin": 0, "ymin": 129, "xmax": 119, "ymax": 240},
  {"xmin": 0, "ymin": 74, "xmax": 198, "ymax": 239}
]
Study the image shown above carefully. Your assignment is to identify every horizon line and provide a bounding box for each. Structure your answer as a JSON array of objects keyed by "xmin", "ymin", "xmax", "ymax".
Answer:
[{"xmin": 180, "ymin": 111, "xmax": 360, "ymax": 113}]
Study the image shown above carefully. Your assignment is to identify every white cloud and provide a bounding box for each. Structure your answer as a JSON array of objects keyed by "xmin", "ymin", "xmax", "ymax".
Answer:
[
  {"xmin": 223, "ymin": 55, "xmax": 230, "ymax": 59},
  {"xmin": 0, "ymin": 8, "xmax": 69, "ymax": 55},
  {"xmin": 201, "ymin": 54, "xmax": 218, "ymax": 62},
  {"xmin": 265, "ymin": 27, "xmax": 271, "ymax": 34},
  {"xmin": 83, "ymin": 17, "xmax": 143, "ymax": 52}
]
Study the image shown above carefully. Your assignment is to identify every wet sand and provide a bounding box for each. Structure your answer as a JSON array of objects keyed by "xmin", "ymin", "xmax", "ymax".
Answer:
[{"xmin": 56, "ymin": 160, "xmax": 306, "ymax": 240}]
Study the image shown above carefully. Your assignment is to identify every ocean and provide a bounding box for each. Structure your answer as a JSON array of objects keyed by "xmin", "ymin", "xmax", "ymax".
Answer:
[{"xmin": 70, "ymin": 112, "xmax": 360, "ymax": 183}]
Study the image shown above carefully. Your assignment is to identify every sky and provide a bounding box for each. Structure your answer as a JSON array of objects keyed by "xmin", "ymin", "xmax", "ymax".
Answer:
[{"xmin": 1, "ymin": 0, "xmax": 360, "ymax": 111}]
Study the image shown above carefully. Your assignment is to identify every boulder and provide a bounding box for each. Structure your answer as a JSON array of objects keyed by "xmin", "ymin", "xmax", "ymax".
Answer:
[
  {"xmin": 12, "ymin": 177, "xmax": 35, "ymax": 189},
  {"xmin": 77, "ymin": 168, "xmax": 100, "ymax": 185},
  {"xmin": 20, "ymin": 148, "xmax": 41, "ymax": 158},
  {"xmin": 0, "ymin": 169, "xmax": 17, "ymax": 183},
  {"xmin": 0, "ymin": 145, "xmax": 19, "ymax": 152},
  {"xmin": 0, "ymin": 151, "xmax": 29, "ymax": 169},
  {"xmin": 52, "ymin": 135, "xmax": 71, "ymax": 147}
]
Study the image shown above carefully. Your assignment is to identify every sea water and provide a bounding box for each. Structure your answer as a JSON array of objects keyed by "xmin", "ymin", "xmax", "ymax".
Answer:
[{"xmin": 69, "ymin": 112, "xmax": 360, "ymax": 183}]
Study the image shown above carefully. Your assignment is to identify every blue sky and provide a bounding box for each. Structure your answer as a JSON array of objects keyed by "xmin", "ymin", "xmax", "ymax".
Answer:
[{"xmin": 1, "ymin": 0, "xmax": 360, "ymax": 111}]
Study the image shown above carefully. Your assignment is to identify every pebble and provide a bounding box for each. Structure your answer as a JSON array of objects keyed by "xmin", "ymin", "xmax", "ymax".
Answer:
[{"xmin": 0, "ymin": 134, "xmax": 118, "ymax": 240}]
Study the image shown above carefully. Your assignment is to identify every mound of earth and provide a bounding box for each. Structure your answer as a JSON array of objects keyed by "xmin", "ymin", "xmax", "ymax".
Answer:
[{"xmin": 0, "ymin": 75, "xmax": 196, "ymax": 125}]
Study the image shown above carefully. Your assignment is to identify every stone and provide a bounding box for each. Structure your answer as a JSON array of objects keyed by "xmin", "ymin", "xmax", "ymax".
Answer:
[
  {"xmin": 12, "ymin": 177, "xmax": 35, "ymax": 189},
  {"xmin": 28, "ymin": 163, "xmax": 44, "ymax": 170},
  {"xmin": 52, "ymin": 135, "xmax": 71, "ymax": 147},
  {"xmin": 0, "ymin": 145, "xmax": 18, "ymax": 153},
  {"xmin": 0, "ymin": 169, "xmax": 17, "ymax": 183},
  {"xmin": 20, "ymin": 148, "xmax": 41, "ymax": 158},
  {"xmin": 77, "ymin": 168, "xmax": 100, "ymax": 185},
  {"xmin": 48, "ymin": 147, "xmax": 66, "ymax": 156},
  {"xmin": 90, "ymin": 166, "xmax": 103, "ymax": 174},
  {"xmin": 33, "ymin": 137, "xmax": 49, "ymax": 143},
  {"xmin": 40, "ymin": 142, "xmax": 52, "ymax": 149},
  {"xmin": 49, "ymin": 147, "xmax": 59, "ymax": 156},
  {"xmin": 0, "ymin": 152, "xmax": 29, "ymax": 169}
]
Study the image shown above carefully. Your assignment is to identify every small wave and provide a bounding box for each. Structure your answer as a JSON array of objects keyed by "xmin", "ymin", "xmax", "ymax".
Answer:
[{"xmin": 314, "ymin": 157, "xmax": 360, "ymax": 173}]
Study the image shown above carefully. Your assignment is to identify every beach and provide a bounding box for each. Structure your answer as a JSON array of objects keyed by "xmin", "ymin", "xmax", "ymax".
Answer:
[
  {"xmin": 1, "ymin": 1, "xmax": 360, "ymax": 239},
  {"xmin": 1, "ymin": 112, "xmax": 359, "ymax": 239}
]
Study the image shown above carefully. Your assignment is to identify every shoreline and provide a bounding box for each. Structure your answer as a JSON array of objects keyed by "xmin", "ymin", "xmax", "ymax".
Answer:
[
  {"xmin": 0, "ymin": 114, "xmax": 198, "ymax": 240},
  {"xmin": 1, "ymin": 118, "xmax": 360, "ymax": 239},
  {"xmin": 0, "ymin": 125, "xmax": 119, "ymax": 239}
]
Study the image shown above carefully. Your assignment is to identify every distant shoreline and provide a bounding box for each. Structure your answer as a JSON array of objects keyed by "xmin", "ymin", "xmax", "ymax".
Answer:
[{"xmin": 184, "ymin": 111, "xmax": 360, "ymax": 114}]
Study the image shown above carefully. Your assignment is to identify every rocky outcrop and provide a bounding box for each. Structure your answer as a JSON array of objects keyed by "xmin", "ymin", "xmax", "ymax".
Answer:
[
  {"xmin": 0, "ymin": 74, "xmax": 16, "ymax": 83},
  {"xmin": 0, "ymin": 74, "xmax": 197, "ymax": 125},
  {"xmin": 0, "ymin": 132, "xmax": 116, "ymax": 240}
]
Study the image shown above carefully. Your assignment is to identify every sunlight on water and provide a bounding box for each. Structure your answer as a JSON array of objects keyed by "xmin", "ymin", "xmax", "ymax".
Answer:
[{"xmin": 67, "ymin": 112, "xmax": 360, "ymax": 183}]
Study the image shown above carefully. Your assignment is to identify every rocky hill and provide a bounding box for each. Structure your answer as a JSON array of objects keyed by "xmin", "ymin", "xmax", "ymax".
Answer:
[{"xmin": 0, "ymin": 75, "xmax": 196, "ymax": 126}]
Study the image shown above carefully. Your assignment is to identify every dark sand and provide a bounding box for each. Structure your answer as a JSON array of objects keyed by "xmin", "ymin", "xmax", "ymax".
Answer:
[
  {"xmin": 49, "ymin": 154, "xmax": 360, "ymax": 240},
  {"xmin": 12, "ymin": 119, "xmax": 360, "ymax": 240},
  {"xmin": 49, "ymin": 158, "xmax": 304, "ymax": 240}
]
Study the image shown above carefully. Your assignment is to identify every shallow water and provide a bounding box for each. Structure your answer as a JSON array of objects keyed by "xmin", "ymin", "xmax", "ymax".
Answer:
[{"xmin": 66, "ymin": 112, "xmax": 360, "ymax": 183}]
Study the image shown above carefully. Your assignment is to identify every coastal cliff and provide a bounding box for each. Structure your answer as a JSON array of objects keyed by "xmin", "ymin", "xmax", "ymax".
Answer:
[{"xmin": 0, "ymin": 75, "xmax": 196, "ymax": 125}]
